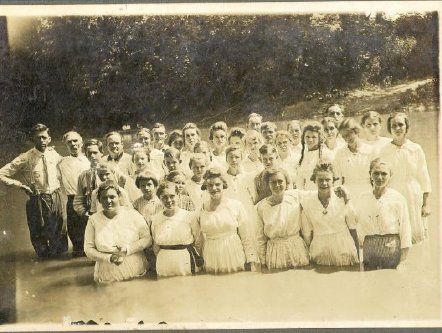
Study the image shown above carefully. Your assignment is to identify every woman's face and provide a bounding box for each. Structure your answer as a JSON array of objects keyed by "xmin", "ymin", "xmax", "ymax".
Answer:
[
  {"xmin": 275, "ymin": 136, "xmax": 290, "ymax": 154},
  {"xmin": 390, "ymin": 116, "xmax": 408, "ymax": 139},
  {"xmin": 184, "ymin": 128, "xmax": 199, "ymax": 150},
  {"xmin": 212, "ymin": 130, "xmax": 227, "ymax": 149},
  {"xmin": 99, "ymin": 188, "xmax": 120, "ymax": 212},
  {"xmin": 315, "ymin": 170, "xmax": 334, "ymax": 193},
  {"xmin": 340, "ymin": 128, "xmax": 358, "ymax": 145},
  {"xmin": 139, "ymin": 179, "xmax": 156, "ymax": 199},
  {"xmin": 159, "ymin": 187, "xmax": 177, "ymax": 210},
  {"xmin": 226, "ymin": 150, "xmax": 242, "ymax": 168},
  {"xmin": 323, "ymin": 122, "xmax": 338, "ymax": 141},
  {"xmin": 206, "ymin": 177, "xmax": 224, "ymax": 200},
  {"xmin": 171, "ymin": 137, "xmax": 184, "ymax": 151},
  {"xmin": 363, "ymin": 117, "xmax": 381, "ymax": 139},
  {"xmin": 269, "ymin": 173, "xmax": 286, "ymax": 196},
  {"xmin": 304, "ymin": 130, "xmax": 319, "ymax": 150},
  {"xmin": 229, "ymin": 136, "xmax": 243, "ymax": 147},
  {"xmin": 370, "ymin": 163, "xmax": 391, "ymax": 189},
  {"xmin": 134, "ymin": 152, "xmax": 148, "ymax": 170}
]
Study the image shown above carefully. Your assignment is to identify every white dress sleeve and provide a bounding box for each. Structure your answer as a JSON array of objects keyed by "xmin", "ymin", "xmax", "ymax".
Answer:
[
  {"xmin": 84, "ymin": 216, "xmax": 112, "ymax": 263},
  {"xmin": 255, "ymin": 202, "xmax": 268, "ymax": 265},
  {"xmin": 126, "ymin": 210, "xmax": 152, "ymax": 255},
  {"xmin": 398, "ymin": 195, "xmax": 412, "ymax": 249},
  {"xmin": 235, "ymin": 200, "xmax": 259, "ymax": 263},
  {"xmin": 416, "ymin": 145, "xmax": 432, "ymax": 193}
]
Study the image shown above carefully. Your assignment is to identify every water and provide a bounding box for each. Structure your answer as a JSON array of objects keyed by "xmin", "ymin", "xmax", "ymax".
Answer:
[{"xmin": 0, "ymin": 111, "xmax": 439, "ymax": 326}]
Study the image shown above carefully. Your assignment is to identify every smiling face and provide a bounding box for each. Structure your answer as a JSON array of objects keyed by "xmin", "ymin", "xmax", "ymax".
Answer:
[
  {"xmin": 133, "ymin": 151, "xmax": 148, "ymax": 171},
  {"xmin": 390, "ymin": 115, "xmax": 408, "ymax": 139},
  {"xmin": 139, "ymin": 179, "xmax": 156, "ymax": 200},
  {"xmin": 268, "ymin": 172, "xmax": 286, "ymax": 196},
  {"xmin": 99, "ymin": 188, "xmax": 120, "ymax": 213},
  {"xmin": 315, "ymin": 170, "xmax": 334, "ymax": 193},
  {"xmin": 159, "ymin": 186, "xmax": 177, "ymax": 210},
  {"xmin": 370, "ymin": 163, "xmax": 391, "ymax": 190},
  {"xmin": 362, "ymin": 117, "xmax": 381, "ymax": 140},
  {"xmin": 106, "ymin": 134, "xmax": 123, "ymax": 157},
  {"xmin": 33, "ymin": 130, "xmax": 51, "ymax": 152},
  {"xmin": 206, "ymin": 177, "xmax": 224, "ymax": 200},
  {"xmin": 304, "ymin": 130, "xmax": 319, "ymax": 150}
]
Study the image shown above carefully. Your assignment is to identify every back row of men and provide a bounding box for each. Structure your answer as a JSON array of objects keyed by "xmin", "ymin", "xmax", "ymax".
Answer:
[{"xmin": 0, "ymin": 104, "xmax": 431, "ymax": 260}]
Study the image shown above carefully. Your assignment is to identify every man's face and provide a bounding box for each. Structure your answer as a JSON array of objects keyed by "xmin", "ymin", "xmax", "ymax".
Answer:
[
  {"xmin": 107, "ymin": 134, "xmax": 123, "ymax": 157},
  {"xmin": 153, "ymin": 126, "xmax": 166, "ymax": 146},
  {"xmin": 184, "ymin": 128, "xmax": 199, "ymax": 150},
  {"xmin": 86, "ymin": 145, "xmax": 103, "ymax": 166},
  {"xmin": 326, "ymin": 105, "xmax": 344, "ymax": 124},
  {"xmin": 65, "ymin": 134, "xmax": 83, "ymax": 157},
  {"xmin": 33, "ymin": 130, "xmax": 51, "ymax": 152}
]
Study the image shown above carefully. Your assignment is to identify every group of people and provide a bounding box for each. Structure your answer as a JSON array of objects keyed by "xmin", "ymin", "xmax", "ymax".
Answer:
[{"xmin": 0, "ymin": 104, "xmax": 432, "ymax": 283}]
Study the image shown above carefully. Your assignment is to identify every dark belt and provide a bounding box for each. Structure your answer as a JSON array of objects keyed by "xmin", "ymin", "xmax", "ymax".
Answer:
[{"xmin": 159, "ymin": 244, "xmax": 204, "ymax": 274}]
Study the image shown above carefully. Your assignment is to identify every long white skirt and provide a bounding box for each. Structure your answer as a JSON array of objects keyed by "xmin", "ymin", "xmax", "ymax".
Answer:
[
  {"xmin": 156, "ymin": 248, "xmax": 192, "ymax": 277},
  {"xmin": 310, "ymin": 229, "xmax": 359, "ymax": 266},
  {"xmin": 266, "ymin": 234, "xmax": 309, "ymax": 270},
  {"xmin": 94, "ymin": 252, "xmax": 147, "ymax": 283},
  {"xmin": 203, "ymin": 233, "xmax": 246, "ymax": 274}
]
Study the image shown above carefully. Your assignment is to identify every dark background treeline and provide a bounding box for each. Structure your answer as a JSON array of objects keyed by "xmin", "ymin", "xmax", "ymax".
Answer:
[{"xmin": 0, "ymin": 13, "xmax": 438, "ymax": 139}]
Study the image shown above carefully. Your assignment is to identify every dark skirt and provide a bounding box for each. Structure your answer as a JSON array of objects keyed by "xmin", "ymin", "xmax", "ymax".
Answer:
[{"xmin": 363, "ymin": 234, "xmax": 401, "ymax": 270}]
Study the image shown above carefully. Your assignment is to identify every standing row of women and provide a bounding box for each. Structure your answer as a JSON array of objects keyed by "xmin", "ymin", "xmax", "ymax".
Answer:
[{"xmin": 81, "ymin": 108, "xmax": 431, "ymax": 283}]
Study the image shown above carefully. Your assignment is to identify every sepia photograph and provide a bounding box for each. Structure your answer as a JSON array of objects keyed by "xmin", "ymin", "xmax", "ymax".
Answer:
[{"xmin": 0, "ymin": 1, "xmax": 440, "ymax": 330}]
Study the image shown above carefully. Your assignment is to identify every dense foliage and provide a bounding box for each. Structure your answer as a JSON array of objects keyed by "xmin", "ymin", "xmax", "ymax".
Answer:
[{"xmin": 0, "ymin": 13, "xmax": 438, "ymax": 136}]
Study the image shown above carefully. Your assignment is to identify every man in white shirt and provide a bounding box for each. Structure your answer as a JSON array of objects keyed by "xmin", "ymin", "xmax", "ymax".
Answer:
[
  {"xmin": 57, "ymin": 131, "xmax": 90, "ymax": 257},
  {"xmin": 0, "ymin": 123, "xmax": 67, "ymax": 258}
]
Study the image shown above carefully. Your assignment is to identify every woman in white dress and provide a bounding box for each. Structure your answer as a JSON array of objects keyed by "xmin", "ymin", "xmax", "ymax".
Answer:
[
  {"xmin": 275, "ymin": 130, "xmax": 299, "ymax": 186},
  {"xmin": 378, "ymin": 112, "xmax": 431, "ymax": 243},
  {"xmin": 296, "ymin": 122, "xmax": 332, "ymax": 190},
  {"xmin": 209, "ymin": 121, "xmax": 229, "ymax": 171},
  {"xmin": 333, "ymin": 118, "xmax": 375, "ymax": 208},
  {"xmin": 256, "ymin": 167, "xmax": 309, "ymax": 271},
  {"xmin": 356, "ymin": 158, "xmax": 412, "ymax": 269},
  {"xmin": 360, "ymin": 111, "xmax": 391, "ymax": 154},
  {"xmin": 301, "ymin": 160, "xmax": 359, "ymax": 266},
  {"xmin": 150, "ymin": 182, "xmax": 202, "ymax": 277},
  {"xmin": 196, "ymin": 168, "xmax": 259, "ymax": 273},
  {"xmin": 84, "ymin": 180, "xmax": 152, "ymax": 283},
  {"xmin": 321, "ymin": 117, "xmax": 345, "ymax": 159}
]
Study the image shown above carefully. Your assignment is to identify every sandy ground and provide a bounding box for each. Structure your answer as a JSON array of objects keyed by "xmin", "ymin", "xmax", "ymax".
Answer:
[{"xmin": 0, "ymin": 111, "xmax": 440, "ymax": 329}]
